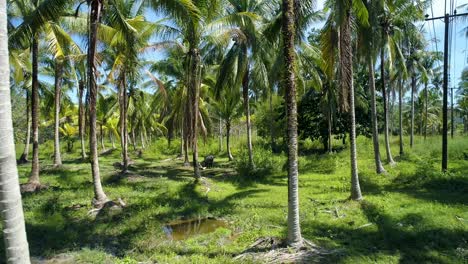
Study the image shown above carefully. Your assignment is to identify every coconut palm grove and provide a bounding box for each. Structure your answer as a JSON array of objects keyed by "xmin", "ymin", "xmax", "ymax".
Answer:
[{"xmin": 0, "ymin": 0, "xmax": 467, "ymax": 263}]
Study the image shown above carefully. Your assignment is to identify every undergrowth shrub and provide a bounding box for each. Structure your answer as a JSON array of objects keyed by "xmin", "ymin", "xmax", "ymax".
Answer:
[{"xmin": 234, "ymin": 147, "xmax": 282, "ymax": 179}]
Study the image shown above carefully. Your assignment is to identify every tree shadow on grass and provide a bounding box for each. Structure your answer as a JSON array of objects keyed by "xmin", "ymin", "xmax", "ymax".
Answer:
[
  {"xmin": 304, "ymin": 201, "xmax": 467, "ymax": 264},
  {"xmin": 4, "ymin": 182, "xmax": 268, "ymax": 261}
]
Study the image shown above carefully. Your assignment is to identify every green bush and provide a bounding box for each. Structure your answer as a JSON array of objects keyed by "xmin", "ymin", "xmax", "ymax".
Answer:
[{"xmin": 234, "ymin": 147, "xmax": 282, "ymax": 179}]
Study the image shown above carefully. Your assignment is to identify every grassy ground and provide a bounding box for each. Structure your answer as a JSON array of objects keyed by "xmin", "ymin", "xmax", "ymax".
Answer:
[{"xmin": 5, "ymin": 135, "xmax": 468, "ymax": 263}]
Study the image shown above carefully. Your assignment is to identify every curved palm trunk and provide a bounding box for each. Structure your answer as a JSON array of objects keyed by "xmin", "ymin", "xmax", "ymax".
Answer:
[
  {"xmin": 0, "ymin": 3, "xmax": 31, "ymax": 260},
  {"xmin": 78, "ymin": 80, "xmax": 87, "ymax": 160},
  {"xmin": 53, "ymin": 61, "xmax": 63, "ymax": 167},
  {"xmin": 88, "ymin": 0, "xmax": 108, "ymax": 207},
  {"xmin": 368, "ymin": 55, "xmax": 385, "ymax": 174},
  {"xmin": 424, "ymin": 82, "xmax": 428, "ymax": 140},
  {"xmin": 19, "ymin": 90, "xmax": 31, "ymax": 163},
  {"xmin": 100, "ymin": 123, "xmax": 106, "ymax": 152},
  {"xmin": 188, "ymin": 48, "xmax": 201, "ymax": 180},
  {"xmin": 399, "ymin": 80, "xmax": 404, "ymax": 156},
  {"xmin": 341, "ymin": 9, "xmax": 362, "ymax": 201},
  {"xmin": 282, "ymin": 0, "xmax": 302, "ymax": 247},
  {"xmin": 381, "ymin": 47, "xmax": 395, "ymax": 165},
  {"xmin": 218, "ymin": 118, "xmax": 223, "ymax": 152},
  {"xmin": 29, "ymin": 32, "xmax": 40, "ymax": 185},
  {"xmin": 410, "ymin": 76, "xmax": 415, "ymax": 148},
  {"xmin": 226, "ymin": 121, "xmax": 233, "ymax": 161},
  {"xmin": 242, "ymin": 59, "xmax": 254, "ymax": 168}
]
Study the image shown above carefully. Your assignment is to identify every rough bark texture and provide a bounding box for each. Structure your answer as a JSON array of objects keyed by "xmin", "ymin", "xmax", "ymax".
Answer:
[
  {"xmin": 88, "ymin": 0, "xmax": 108, "ymax": 207},
  {"xmin": 340, "ymin": 8, "xmax": 362, "ymax": 201},
  {"xmin": 29, "ymin": 32, "xmax": 40, "ymax": 185},
  {"xmin": 0, "ymin": 0, "xmax": 32, "ymax": 260},
  {"xmin": 188, "ymin": 48, "xmax": 201, "ymax": 180},
  {"xmin": 226, "ymin": 121, "xmax": 233, "ymax": 161},
  {"xmin": 78, "ymin": 80, "xmax": 87, "ymax": 160},
  {"xmin": 368, "ymin": 56, "xmax": 385, "ymax": 174},
  {"xmin": 53, "ymin": 61, "xmax": 63, "ymax": 167},
  {"xmin": 282, "ymin": 0, "xmax": 302, "ymax": 247},
  {"xmin": 380, "ymin": 47, "xmax": 395, "ymax": 165},
  {"xmin": 242, "ymin": 59, "xmax": 254, "ymax": 168},
  {"xmin": 18, "ymin": 90, "xmax": 31, "ymax": 163}
]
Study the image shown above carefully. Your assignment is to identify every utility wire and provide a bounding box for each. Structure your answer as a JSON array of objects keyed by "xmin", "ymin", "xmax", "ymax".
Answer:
[{"xmin": 431, "ymin": 2, "xmax": 441, "ymax": 67}]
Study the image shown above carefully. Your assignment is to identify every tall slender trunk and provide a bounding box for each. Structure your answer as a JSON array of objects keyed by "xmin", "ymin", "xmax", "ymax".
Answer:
[
  {"xmin": 368, "ymin": 55, "xmax": 385, "ymax": 174},
  {"xmin": 226, "ymin": 121, "xmax": 233, "ymax": 161},
  {"xmin": 269, "ymin": 91, "xmax": 276, "ymax": 152},
  {"xmin": 410, "ymin": 76, "xmax": 415, "ymax": 148},
  {"xmin": 188, "ymin": 48, "xmax": 201, "ymax": 180},
  {"xmin": 53, "ymin": 61, "xmax": 63, "ymax": 167},
  {"xmin": 111, "ymin": 134, "xmax": 116, "ymax": 149},
  {"xmin": 282, "ymin": 0, "xmax": 302, "ymax": 247},
  {"xmin": 341, "ymin": 9, "xmax": 362, "ymax": 201},
  {"xmin": 29, "ymin": 32, "xmax": 40, "ymax": 185},
  {"xmin": 381, "ymin": 44, "xmax": 395, "ymax": 165},
  {"xmin": 218, "ymin": 118, "xmax": 223, "ymax": 152},
  {"xmin": 19, "ymin": 90, "xmax": 31, "ymax": 163},
  {"xmin": 451, "ymin": 86, "xmax": 454, "ymax": 138},
  {"xmin": 399, "ymin": 80, "xmax": 404, "ymax": 156},
  {"xmin": 0, "ymin": 1, "xmax": 31, "ymax": 258},
  {"xmin": 242, "ymin": 58, "xmax": 254, "ymax": 168},
  {"xmin": 100, "ymin": 123, "xmax": 106, "ymax": 152},
  {"xmin": 140, "ymin": 130, "xmax": 145, "ymax": 149},
  {"xmin": 327, "ymin": 105, "xmax": 332, "ymax": 153},
  {"xmin": 119, "ymin": 73, "xmax": 129, "ymax": 172},
  {"xmin": 88, "ymin": 0, "xmax": 108, "ymax": 207},
  {"xmin": 424, "ymin": 82, "xmax": 429, "ymax": 140},
  {"xmin": 78, "ymin": 80, "xmax": 87, "ymax": 160}
]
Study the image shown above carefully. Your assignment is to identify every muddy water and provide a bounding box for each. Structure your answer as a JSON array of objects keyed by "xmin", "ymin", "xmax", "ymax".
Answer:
[{"xmin": 163, "ymin": 217, "xmax": 229, "ymax": 240}]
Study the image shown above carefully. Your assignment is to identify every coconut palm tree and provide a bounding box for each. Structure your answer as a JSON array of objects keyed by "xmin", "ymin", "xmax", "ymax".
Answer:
[
  {"xmin": 358, "ymin": 0, "xmax": 385, "ymax": 173},
  {"xmin": 282, "ymin": 0, "xmax": 301, "ymax": 247},
  {"xmin": 325, "ymin": 0, "xmax": 368, "ymax": 200},
  {"xmin": 9, "ymin": 0, "xmax": 71, "ymax": 191},
  {"xmin": 0, "ymin": 0, "xmax": 31, "ymax": 261},
  {"xmin": 87, "ymin": 0, "xmax": 108, "ymax": 207}
]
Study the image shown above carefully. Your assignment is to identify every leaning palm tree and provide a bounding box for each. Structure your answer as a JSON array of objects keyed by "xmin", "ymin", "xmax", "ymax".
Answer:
[
  {"xmin": 87, "ymin": 0, "xmax": 108, "ymax": 207},
  {"xmin": 358, "ymin": 0, "xmax": 385, "ymax": 173},
  {"xmin": 0, "ymin": 0, "xmax": 31, "ymax": 261}
]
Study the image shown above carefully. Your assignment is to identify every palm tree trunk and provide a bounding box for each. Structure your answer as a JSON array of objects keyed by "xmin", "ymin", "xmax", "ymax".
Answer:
[
  {"xmin": 78, "ymin": 80, "xmax": 87, "ymax": 160},
  {"xmin": 368, "ymin": 55, "xmax": 385, "ymax": 174},
  {"xmin": 399, "ymin": 80, "xmax": 404, "ymax": 156},
  {"xmin": 218, "ymin": 118, "xmax": 223, "ymax": 152},
  {"xmin": 410, "ymin": 76, "xmax": 415, "ymax": 148},
  {"xmin": 88, "ymin": 0, "xmax": 108, "ymax": 207},
  {"xmin": 282, "ymin": 0, "xmax": 302, "ymax": 247},
  {"xmin": 119, "ymin": 75, "xmax": 129, "ymax": 172},
  {"xmin": 53, "ymin": 61, "xmax": 63, "ymax": 167},
  {"xmin": 341, "ymin": 9, "xmax": 362, "ymax": 201},
  {"xmin": 327, "ymin": 106, "xmax": 332, "ymax": 153},
  {"xmin": 140, "ymin": 130, "xmax": 145, "ymax": 149},
  {"xmin": 451, "ymin": 87, "xmax": 454, "ymax": 138},
  {"xmin": 226, "ymin": 121, "xmax": 233, "ymax": 161},
  {"xmin": 111, "ymin": 134, "xmax": 116, "ymax": 149},
  {"xmin": 188, "ymin": 48, "xmax": 201, "ymax": 180},
  {"xmin": 381, "ymin": 45, "xmax": 395, "ymax": 165},
  {"xmin": 242, "ymin": 60, "xmax": 254, "ymax": 168},
  {"xmin": 29, "ymin": 32, "xmax": 40, "ymax": 185},
  {"xmin": 19, "ymin": 89, "xmax": 31, "ymax": 163},
  {"xmin": 100, "ymin": 123, "xmax": 106, "ymax": 152},
  {"xmin": 0, "ymin": 3, "xmax": 31, "ymax": 259},
  {"xmin": 424, "ymin": 82, "xmax": 429, "ymax": 140},
  {"xmin": 269, "ymin": 91, "xmax": 276, "ymax": 152}
]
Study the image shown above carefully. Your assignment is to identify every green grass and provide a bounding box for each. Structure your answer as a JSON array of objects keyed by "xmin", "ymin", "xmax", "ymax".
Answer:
[{"xmin": 6, "ymin": 135, "xmax": 468, "ymax": 263}]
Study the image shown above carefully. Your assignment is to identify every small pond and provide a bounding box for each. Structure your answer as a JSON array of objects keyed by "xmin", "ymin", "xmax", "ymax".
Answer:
[{"xmin": 163, "ymin": 217, "xmax": 229, "ymax": 240}]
